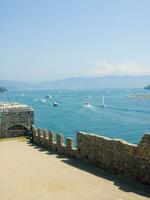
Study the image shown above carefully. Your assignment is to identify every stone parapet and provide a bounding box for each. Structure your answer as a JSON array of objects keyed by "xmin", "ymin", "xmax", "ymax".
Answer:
[{"xmin": 31, "ymin": 127, "xmax": 150, "ymax": 185}]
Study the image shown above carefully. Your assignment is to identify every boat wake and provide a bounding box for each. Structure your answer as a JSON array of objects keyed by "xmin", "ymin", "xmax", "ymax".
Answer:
[
  {"xmin": 34, "ymin": 99, "xmax": 47, "ymax": 103},
  {"xmin": 108, "ymin": 106, "xmax": 150, "ymax": 114}
]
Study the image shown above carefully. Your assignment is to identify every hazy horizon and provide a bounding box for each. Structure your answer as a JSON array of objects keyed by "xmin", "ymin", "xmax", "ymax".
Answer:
[
  {"xmin": 1, "ymin": 0, "xmax": 150, "ymax": 81},
  {"xmin": 0, "ymin": 75, "xmax": 150, "ymax": 90},
  {"xmin": 0, "ymin": 74, "xmax": 150, "ymax": 84}
]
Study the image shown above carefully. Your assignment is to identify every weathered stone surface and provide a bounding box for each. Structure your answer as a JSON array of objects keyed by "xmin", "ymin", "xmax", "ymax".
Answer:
[
  {"xmin": 77, "ymin": 131, "xmax": 150, "ymax": 184},
  {"xmin": 66, "ymin": 138, "xmax": 74, "ymax": 156},
  {"xmin": 0, "ymin": 103, "xmax": 34, "ymax": 138},
  {"xmin": 49, "ymin": 131, "xmax": 54, "ymax": 146}
]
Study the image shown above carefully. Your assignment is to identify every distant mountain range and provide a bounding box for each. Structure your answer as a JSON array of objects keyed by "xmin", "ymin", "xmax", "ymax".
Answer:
[
  {"xmin": 0, "ymin": 80, "xmax": 31, "ymax": 90},
  {"xmin": 144, "ymin": 84, "xmax": 150, "ymax": 90},
  {"xmin": 0, "ymin": 76, "xmax": 150, "ymax": 90}
]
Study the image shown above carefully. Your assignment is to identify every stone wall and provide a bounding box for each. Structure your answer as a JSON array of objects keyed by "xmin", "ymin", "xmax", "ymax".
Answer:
[
  {"xmin": 32, "ymin": 126, "xmax": 150, "ymax": 185},
  {"xmin": 77, "ymin": 132, "xmax": 150, "ymax": 184},
  {"xmin": 0, "ymin": 110, "xmax": 34, "ymax": 138}
]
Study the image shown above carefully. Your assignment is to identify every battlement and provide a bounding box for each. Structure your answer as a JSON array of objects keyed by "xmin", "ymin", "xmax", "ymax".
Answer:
[{"xmin": 32, "ymin": 127, "xmax": 150, "ymax": 185}]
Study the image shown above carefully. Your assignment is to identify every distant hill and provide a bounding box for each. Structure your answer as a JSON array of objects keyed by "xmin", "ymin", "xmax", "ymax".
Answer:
[
  {"xmin": 144, "ymin": 84, "xmax": 150, "ymax": 90},
  {"xmin": 36, "ymin": 76, "xmax": 150, "ymax": 90},
  {"xmin": 0, "ymin": 80, "xmax": 32, "ymax": 90},
  {"xmin": 0, "ymin": 76, "xmax": 150, "ymax": 90}
]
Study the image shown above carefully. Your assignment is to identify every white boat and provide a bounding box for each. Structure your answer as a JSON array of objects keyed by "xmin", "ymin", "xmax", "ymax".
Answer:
[
  {"xmin": 53, "ymin": 101, "xmax": 58, "ymax": 107},
  {"xmin": 83, "ymin": 102, "xmax": 92, "ymax": 108},
  {"xmin": 100, "ymin": 95, "xmax": 106, "ymax": 108}
]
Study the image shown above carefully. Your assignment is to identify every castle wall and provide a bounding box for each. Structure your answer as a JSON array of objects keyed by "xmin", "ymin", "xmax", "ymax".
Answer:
[
  {"xmin": 77, "ymin": 132, "xmax": 150, "ymax": 184},
  {"xmin": 32, "ymin": 126, "xmax": 150, "ymax": 185},
  {"xmin": 0, "ymin": 110, "xmax": 34, "ymax": 138}
]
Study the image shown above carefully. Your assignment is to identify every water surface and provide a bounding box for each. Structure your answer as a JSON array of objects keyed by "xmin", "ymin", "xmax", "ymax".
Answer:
[{"xmin": 6, "ymin": 89, "xmax": 150, "ymax": 144}]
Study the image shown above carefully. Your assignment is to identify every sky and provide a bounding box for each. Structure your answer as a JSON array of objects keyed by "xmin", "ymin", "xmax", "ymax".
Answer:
[{"xmin": 0, "ymin": 0, "xmax": 150, "ymax": 82}]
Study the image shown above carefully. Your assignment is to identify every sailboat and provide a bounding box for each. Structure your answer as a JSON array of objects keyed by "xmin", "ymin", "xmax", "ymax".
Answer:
[{"xmin": 100, "ymin": 95, "xmax": 105, "ymax": 108}]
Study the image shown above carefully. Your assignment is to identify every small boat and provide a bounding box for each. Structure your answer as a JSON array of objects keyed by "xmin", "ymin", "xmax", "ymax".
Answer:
[
  {"xmin": 83, "ymin": 102, "xmax": 92, "ymax": 108},
  {"xmin": 53, "ymin": 101, "xmax": 58, "ymax": 107},
  {"xmin": 45, "ymin": 95, "xmax": 52, "ymax": 99},
  {"xmin": 100, "ymin": 95, "xmax": 106, "ymax": 108}
]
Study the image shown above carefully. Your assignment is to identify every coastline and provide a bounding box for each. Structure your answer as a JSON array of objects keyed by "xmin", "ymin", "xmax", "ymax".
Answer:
[{"xmin": 129, "ymin": 94, "xmax": 150, "ymax": 100}]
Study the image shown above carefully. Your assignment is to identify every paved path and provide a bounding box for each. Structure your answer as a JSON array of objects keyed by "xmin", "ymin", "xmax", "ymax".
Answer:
[{"xmin": 0, "ymin": 139, "xmax": 149, "ymax": 200}]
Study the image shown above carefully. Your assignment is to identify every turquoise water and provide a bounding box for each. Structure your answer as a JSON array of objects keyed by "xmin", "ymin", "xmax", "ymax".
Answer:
[{"xmin": 6, "ymin": 89, "xmax": 150, "ymax": 144}]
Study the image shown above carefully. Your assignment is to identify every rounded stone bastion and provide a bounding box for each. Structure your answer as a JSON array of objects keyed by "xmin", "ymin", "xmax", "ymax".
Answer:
[{"xmin": 0, "ymin": 102, "xmax": 34, "ymax": 138}]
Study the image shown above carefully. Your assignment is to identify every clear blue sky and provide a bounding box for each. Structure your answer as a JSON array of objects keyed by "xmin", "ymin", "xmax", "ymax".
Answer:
[{"xmin": 0, "ymin": 0, "xmax": 150, "ymax": 82}]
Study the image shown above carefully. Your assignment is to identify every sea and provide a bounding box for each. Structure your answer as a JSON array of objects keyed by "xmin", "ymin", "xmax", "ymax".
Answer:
[{"xmin": 5, "ymin": 89, "xmax": 150, "ymax": 144}]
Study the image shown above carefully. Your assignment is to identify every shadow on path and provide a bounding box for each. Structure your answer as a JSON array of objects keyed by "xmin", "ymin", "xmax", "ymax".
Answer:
[{"xmin": 27, "ymin": 142, "xmax": 150, "ymax": 198}]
